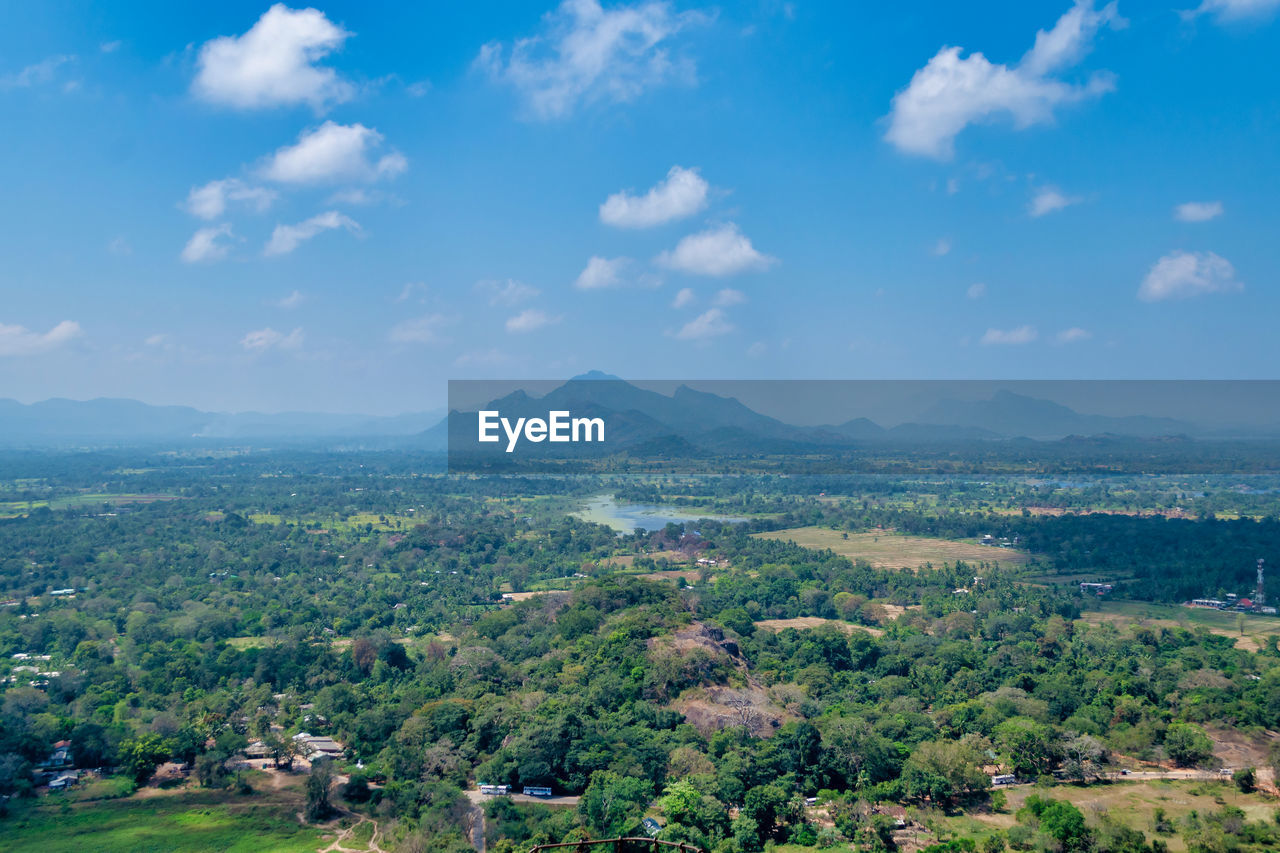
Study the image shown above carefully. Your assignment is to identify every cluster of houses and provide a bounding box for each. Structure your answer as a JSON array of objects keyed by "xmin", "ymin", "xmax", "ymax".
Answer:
[
  {"xmin": 1187, "ymin": 594, "xmax": 1278, "ymax": 615},
  {"xmin": 35, "ymin": 740, "xmax": 81, "ymax": 790},
  {"xmin": 5, "ymin": 651, "xmax": 61, "ymax": 686},
  {"xmin": 243, "ymin": 732, "xmax": 345, "ymax": 764},
  {"xmin": 979, "ymin": 534, "xmax": 1019, "ymax": 549}
]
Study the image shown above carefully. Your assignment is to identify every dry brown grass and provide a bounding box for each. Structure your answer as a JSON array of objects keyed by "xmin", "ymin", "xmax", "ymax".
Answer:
[
  {"xmin": 754, "ymin": 527, "xmax": 1028, "ymax": 570},
  {"xmin": 754, "ymin": 617, "xmax": 884, "ymax": 637}
]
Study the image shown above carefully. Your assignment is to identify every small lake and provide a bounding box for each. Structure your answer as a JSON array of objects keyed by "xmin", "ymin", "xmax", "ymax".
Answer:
[{"xmin": 574, "ymin": 495, "xmax": 747, "ymax": 534}]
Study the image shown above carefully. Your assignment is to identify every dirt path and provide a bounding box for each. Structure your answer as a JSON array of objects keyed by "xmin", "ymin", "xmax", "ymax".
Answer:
[{"xmin": 318, "ymin": 809, "xmax": 384, "ymax": 853}]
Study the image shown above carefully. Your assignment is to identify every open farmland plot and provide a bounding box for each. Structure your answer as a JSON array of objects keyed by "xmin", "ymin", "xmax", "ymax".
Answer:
[
  {"xmin": 966, "ymin": 780, "xmax": 1278, "ymax": 853},
  {"xmin": 1079, "ymin": 599, "xmax": 1280, "ymax": 652},
  {"xmin": 0, "ymin": 786, "xmax": 324, "ymax": 853},
  {"xmin": 753, "ymin": 527, "xmax": 1029, "ymax": 569}
]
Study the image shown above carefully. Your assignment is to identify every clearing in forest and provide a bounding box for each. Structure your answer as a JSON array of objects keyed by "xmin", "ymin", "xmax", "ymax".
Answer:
[
  {"xmin": 1078, "ymin": 599, "xmax": 1280, "ymax": 652},
  {"xmin": 753, "ymin": 527, "xmax": 1029, "ymax": 569},
  {"xmin": 754, "ymin": 617, "xmax": 884, "ymax": 637}
]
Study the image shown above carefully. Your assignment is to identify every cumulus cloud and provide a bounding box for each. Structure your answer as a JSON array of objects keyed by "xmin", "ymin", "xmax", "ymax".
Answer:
[
  {"xmin": 656, "ymin": 223, "xmax": 776, "ymax": 276},
  {"xmin": 931, "ymin": 238, "xmax": 952, "ymax": 256},
  {"xmin": 885, "ymin": 1, "xmax": 1123, "ymax": 159},
  {"xmin": 575, "ymin": 255, "xmax": 631, "ymax": 289},
  {"xmin": 184, "ymin": 178, "xmax": 277, "ymax": 220},
  {"xmin": 264, "ymin": 211, "xmax": 359, "ymax": 256},
  {"xmin": 506, "ymin": 308, "xmax": 560, "ymax": 333},
  {"xmin": 1139, "ymin": 250, "xmax": 1241, "ymax": 301},
  {"xmin": 259, "ymin": 122, "xmax": 406, "ymax": 184},
  {"xmin": 599, "ymin": 165, "xmax": 709, "ymax": 227},
  {"xmin": 389, "ymin": 313, "xmax": 452, "ymax": 345},
  {"xmin": 192, "ymin": 4, "xmax": 353, "ymax": 110},
  {"xmin": 981, "ymin": 325, "xmax": 1038, "ymax": 345},
  {"xmin": 476, "ymin": 0, "xmax": 704, "ymax": 119},
  {"xmin": 240, "ymin": 326, "xmax": 303, "ymax": 351},
  {"xmin": 1174, "ymin": 201, "xmax": 1224, "ymax": 222},
  {"xmin": 477, "ymin": 279, "xmax": 540, "ymax": 306},
  {"xmin": 1186, "ymin": 0, "xmax": 1280, "ymax": 21},
  {"xmin": 181, "ymin": 224, "xmax": 234, "ymax": 263},
  {"xmin": 672, "ymin": 287, "xmax": 695, "ymax": 308},
  {"xmin": 1029, "ymin": 186, "xmax": 1081, "ymax": 217},
  {"xmin": 0, "ymin": 55, "xmax": 75, "ymax": 90},
  {"xmin": 1056, "ymin": 326, "xmax": 1092, "ymax": 343},
  {"xmin": 674, "ymin": 307, "xmax": 733, "ymax": 341},
  {"xmin": 0, "ymin": 320, "xmax": 82, "ymax": 356},
  {"xmin": 967, "ymin": 282, "xmax": 987, "ymax": 299},
  {"xmin": 713, "ymin": 287, "xmax": 746, "ymax": 306}
]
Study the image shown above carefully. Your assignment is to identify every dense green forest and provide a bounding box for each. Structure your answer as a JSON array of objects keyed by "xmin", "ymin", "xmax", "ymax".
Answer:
[{"xmin": 3, "ymin": 448, "xmax": 1280, "ymax": 852}]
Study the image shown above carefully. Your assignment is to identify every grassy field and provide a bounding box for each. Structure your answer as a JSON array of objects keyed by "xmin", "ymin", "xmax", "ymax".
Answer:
[
  {"xmin": 1079, "ymin": 599, "xmax": 1280, "ymax": 652},
  {"xmin": 0, "ymin": 787, "xmax": 324, "ymax": 853},
  {"xmin": 754, "ymin": 527, "xmax": 1029, "ymax": 569},
  {"xmin": 0, "ymin": 493, "xmax": 184, "ymax": 516},
  {"xmin": 963, "ymin": 779, "xmax": 1278, "ymax": 852},
  {"xmin": 248, "ymin": 511, "xmax": 415, "ymax": 532}
]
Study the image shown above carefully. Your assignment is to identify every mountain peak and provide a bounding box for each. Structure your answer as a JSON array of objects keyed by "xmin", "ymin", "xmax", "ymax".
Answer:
[{"xmin": 569, "ymin": 370, "xmax": 624, "ymax": 382}]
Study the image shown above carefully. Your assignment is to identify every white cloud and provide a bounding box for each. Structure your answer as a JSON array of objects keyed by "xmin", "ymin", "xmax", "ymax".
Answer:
[
  {"xmin": 656, "ymin": 223, "xmax": 775, "ymax": 276},
  {"xmin": 1187, "ymin": 0, "xmax": 1280, "ymax": 22},
  {"xmin": 476, "ymin": 0, "xmax": 704, "ymax": 119},
  {"xmin": 981, "ymin": 325, "xmax": 1038, "ymax": 345},
  {"xmin": 674, "ymin": 307, "xmax": 733, "ymax": 341},
  {"xmin": 100, "ymin": 41, "xmax": 122, "ymax": 54},
  {"xmin": 0, "ymin": 320, "xmax": 81, "ymax": 356},
  {"xmin": 144, "ymin": 333, "xmax": 168, "ymax": 347},
  {"xmin": 931, "ymin": 237, "xmax": 952, "ymax": 256},
  {"xmin": 1029, "ymin": 186, "xmax": 1081, "ymax": 217},
  {"xmin": 506, "ymin": 308, "xmax": 560, "ymax": 333},
  {"xmin": 108, "ymin": 236, "xmax": 133, "ymax": 256},
  {"xmin": 713, "ymin": 287, "xmax": 746, "ymax": 306},
  {"xmin": 181, "ymin": 224, "xmax": 234, "ymax": 263},
  {"xmin": 1139, "ymin": 250, "xmax": 1242, "ymax": 301},
  {"xmin": 885, "ymin": 1, "xmax": 1123, "ymax": 159},
  {"xmin": 477, "ymin": 279, "xmax": 540, "ymax": 306},
  {"xmin": 260, "ymin": 122, "xmax": 406, "ymax": 184},
  {"xmin": 967, "ymin": 282, "xmax": 987, "ymax": 299},
  {"xmin": 185, "ymin": 178, "xmax": 277, "ymax": 220},
  {"xmin": 1174, "ymin": 200, "xmax": 1224, "ymax": 222},
  {"xmin": 747, "ymin": 341, "xmax": 767, "ymax": 357},
  {"xmin": 389, "ymin": 313, "xmax": 452, "ymax": 345},
  {"xmin": 1056, "ymin": 326, "xmax": 1092, "ymax": 343},
  {"xmin": 264, "ymin": 211, "xmax": 359, "ymax": 256},
  {"xmin": 0, "ymin": 55, "xmax": 74, "ymax": 90},
  {"xmin": 240, "ymin": 326, "xmax": 303, "ymax": 352},
  {"xmin": 275, "ymin": 290, "xmax": 306, "ymax": 309},
  {"xmin": 575, "ymin": 255, "xmax": 631, "ymax": 289},
  {"xmin": 599, "ymin": 165, "xmax": 709, "ymax": 227},
  {"xmin": 672, "ymin": 287, "xmax": 695, "ymax": 308},
  {"xmin": 192, "ymin": 4, "xmax": 353, "ymax": 110},
  {"xmin": 395, "ymin": 282, "xmax": 429, "ymax": 304}
]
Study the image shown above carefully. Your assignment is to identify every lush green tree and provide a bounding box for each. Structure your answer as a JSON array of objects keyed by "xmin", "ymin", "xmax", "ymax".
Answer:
[
  {"xmin": 1163, "ymin": 723, "xmax": 1214, "ymax": 768},
  {"xmin": 578, "ymin": 770, "xmax": 651, "ymax": 838},
  {"xmin": 306, "ymin": 760, "xmax": 335, "ymax": 822}
]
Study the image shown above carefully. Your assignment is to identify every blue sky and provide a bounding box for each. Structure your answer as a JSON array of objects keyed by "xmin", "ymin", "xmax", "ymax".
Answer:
[{"xmin": 0, "ymin": 0, "xmax": 1277, "ymax": 414}]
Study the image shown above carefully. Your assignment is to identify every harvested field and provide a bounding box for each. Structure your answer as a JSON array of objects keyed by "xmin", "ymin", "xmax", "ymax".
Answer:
[
  {"xmin": 754, "ymin": 527, "xmax": 1029, "ymax": 569},
  {"xmin": 754, "ymin": 617, "xmax": 883, "ymax": 637}
]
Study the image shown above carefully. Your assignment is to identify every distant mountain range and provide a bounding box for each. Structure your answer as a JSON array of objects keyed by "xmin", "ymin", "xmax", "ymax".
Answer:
[
  {"xmin": 4, "ymin": 375, "xmax": 1272, "ymax": 451},
  {"xmin": 439, "ymin": 374, "xmax": 1232, "ymax": 463},
  {"xmin": 0, "ymin": 397, "xmax": 443, "ymax": 448}
]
